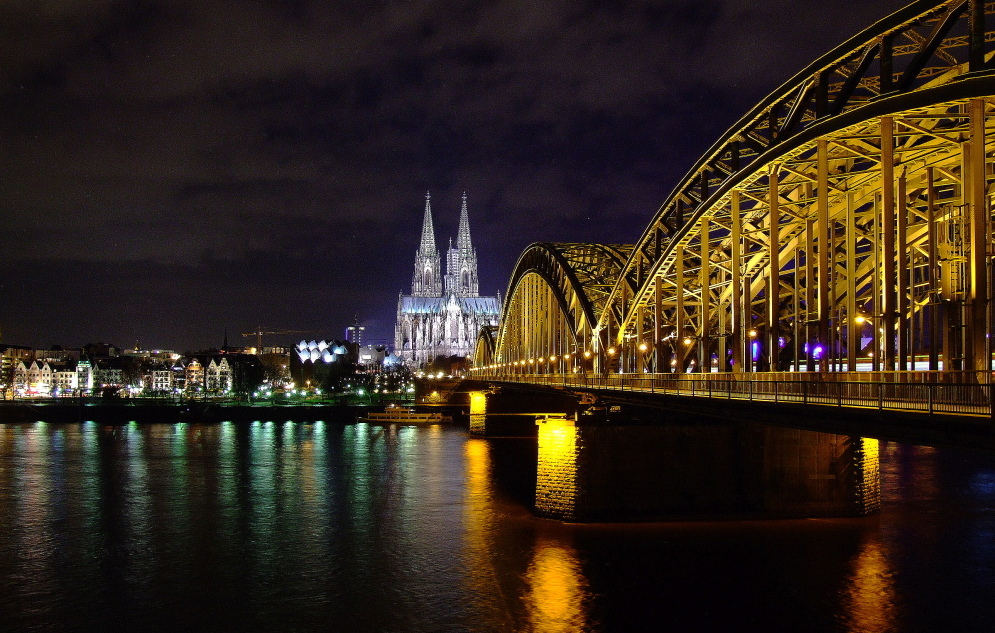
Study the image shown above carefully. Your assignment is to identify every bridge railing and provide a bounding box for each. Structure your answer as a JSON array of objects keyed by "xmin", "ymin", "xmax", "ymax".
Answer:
[{"xmin": 474, "ymin": 371, "xmax": 994, "ymax": 418}]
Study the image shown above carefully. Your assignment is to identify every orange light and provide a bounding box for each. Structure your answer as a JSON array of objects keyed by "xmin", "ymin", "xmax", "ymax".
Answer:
[
  {"xmin": 638, "ymin": 343, "xmax": 648, "ymax": 352},
  {"xmin": 607, "ymin": 347, "xmax": 616, "ymax": 355}
]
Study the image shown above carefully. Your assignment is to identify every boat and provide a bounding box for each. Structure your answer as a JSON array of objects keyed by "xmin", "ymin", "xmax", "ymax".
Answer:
[{"xmin": 357, "ymin": 405, "xmax": 452, "ymax": 425}]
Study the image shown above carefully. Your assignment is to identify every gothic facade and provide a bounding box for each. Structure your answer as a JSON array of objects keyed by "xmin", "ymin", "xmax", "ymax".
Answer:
[{"xmin": 396, "ymin": 193, "xmax": 501, "ymax": 367}]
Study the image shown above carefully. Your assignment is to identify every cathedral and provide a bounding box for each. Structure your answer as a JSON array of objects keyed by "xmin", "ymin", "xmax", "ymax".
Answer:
[{"xmin": 395, "ymin": 193, "xmax": 502, "ymax": 367}]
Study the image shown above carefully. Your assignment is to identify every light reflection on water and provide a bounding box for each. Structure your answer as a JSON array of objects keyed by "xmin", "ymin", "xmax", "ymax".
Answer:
[
  {"xmin": 524, "ymin": 532, "xmax": 590, "ymax": 632},
  {"xmin": 841, "ymin": 535, "xmax": 896, "ymax": 633},
  {"xmin": 0, "ymin": 421, "xmax": 994, "ymax": 632}
]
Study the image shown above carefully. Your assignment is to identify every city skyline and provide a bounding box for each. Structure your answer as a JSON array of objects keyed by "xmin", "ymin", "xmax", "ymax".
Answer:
[{"xmin": 0, "ymin": 0, "xmax": 908, "ymax": 349}]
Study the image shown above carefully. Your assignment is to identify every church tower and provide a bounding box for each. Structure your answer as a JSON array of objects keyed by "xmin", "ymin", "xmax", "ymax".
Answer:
[
  {"xmin": 444, "ymin": 192, "xmax": 479, "ymax": 297},
  {"xmin": 396, "ymin": 191, "xmax": 500, "ymax": 367},
  {"xmin": 411, "ymin": 192, "xmax": 443, "ymax": 297}
]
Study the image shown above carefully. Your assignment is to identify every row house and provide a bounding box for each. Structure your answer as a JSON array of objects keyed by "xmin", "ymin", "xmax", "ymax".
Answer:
[
  {"xmin": 10, "ymin": 350, "xmax": 239, "ymax": 397},
  {"xmin": 148, "ymin": 363, "xmax": 176, "ymax": 393},
  {"xmin": 184, "ymin": 357, "xmax": 232, "ymax": 393},
  {"xmin": 141, "ymin": 357, "xmax": 231, "ymax": 394},
  {"xmin": 53, "ymin": 363, "xmax": 80, "ymax": 392},
  {"xmin": 206, "ymin": 357, "xmax": 232, "ymax": 392},
  {"xmin": 13, "ymin": 357, "xmax": 113, "ymax": 395},
  {"xmin": 93, "ymin": 364, "xmax": 123, "ymax": 388},
  {"xmin": 13, "ymin": 360, "xmax": 54, "ymax": 394}
]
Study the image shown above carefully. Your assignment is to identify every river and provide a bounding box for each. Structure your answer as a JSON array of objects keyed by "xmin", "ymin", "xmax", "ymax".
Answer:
[{"xmin": 0, "ymin": 419, "xmax": 993, "ymax": 632}]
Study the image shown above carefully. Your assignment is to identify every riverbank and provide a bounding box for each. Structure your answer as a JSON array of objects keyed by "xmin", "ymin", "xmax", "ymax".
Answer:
[{"xmin": 0, "ymin": 401, "xmax": 464, "ymax": 424}]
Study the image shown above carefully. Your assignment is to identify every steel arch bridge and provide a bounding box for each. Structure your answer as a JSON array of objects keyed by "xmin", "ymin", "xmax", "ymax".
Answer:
[{"xmin": 477, "ymin": 0, "xmax": 995, "ymax": 391}]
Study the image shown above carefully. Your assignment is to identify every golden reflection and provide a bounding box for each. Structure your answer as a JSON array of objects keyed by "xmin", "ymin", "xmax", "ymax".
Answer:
[
  {"xmin": 464, "ymin": 438, "xmax": 491, "ymax": 505},
  {"xmin": 462, "ymin": 438, "xmax": 513, "ymax": 626},
  {"xmin": 842, "ymin": 535, "xmax": 896, "ymax": 633},
  {"xmin": 469, "ymin": 391, "xmax": 488, "ymax": 435},
  {"xmin": 462, "ymin": 438, "xmax": 493, "ymax": 552},
  {"xmin": 525, "ymin": 533, "xmax": 590, "ymax": 632},
  {"xmin": 536, "ymin": 418, "xmax": 578, "ymax": 520},
  {"xmin": 858, "ymin": 438, "xmax": 881, "ymax": 515}
]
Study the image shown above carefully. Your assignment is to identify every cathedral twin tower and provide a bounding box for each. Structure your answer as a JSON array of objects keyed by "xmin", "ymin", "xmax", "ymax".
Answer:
[{"xmin": 395, "ymin": 193, "xmax": 501, "ymax": 367}]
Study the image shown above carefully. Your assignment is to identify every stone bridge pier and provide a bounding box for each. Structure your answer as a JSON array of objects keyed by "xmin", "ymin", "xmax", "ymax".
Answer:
[
  {"xmin": 534, "ymin": 407, "xmax": 880, "ymax": 522},
  {"xmin": 465, "ymin": 385, "xmax": 879, "ymax": 521}
]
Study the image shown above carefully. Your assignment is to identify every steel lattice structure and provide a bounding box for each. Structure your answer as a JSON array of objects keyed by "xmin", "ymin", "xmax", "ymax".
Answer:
[
  {"xmin": 484, "ymin": 0, "xmax": 995, "ymax": 378},
  {"xmin": 482, "ymin": 243, "xmax": 633, "ymax": 369}
]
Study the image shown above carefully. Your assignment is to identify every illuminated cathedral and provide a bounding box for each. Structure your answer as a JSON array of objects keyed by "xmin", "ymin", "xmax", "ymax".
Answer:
[{"xmin": 395, "ymin": 193, "xmax": 501, "ymax": 367}]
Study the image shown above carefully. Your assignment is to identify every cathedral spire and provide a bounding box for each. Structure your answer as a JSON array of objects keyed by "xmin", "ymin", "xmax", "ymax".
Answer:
[
  {"xmin": 419, "ymin": 191, "xmax": 437, "ymax": 256},
  {"xmin": 456, "ymin": 192, "xmax": 472, "ymax": 250},
  {"xmin": 445, "ymin": 191, "xmax": 479, "ymax": 297},
  {"xmin": 411, "ymin": 192, "xmax": 443, "ymax": 297}
]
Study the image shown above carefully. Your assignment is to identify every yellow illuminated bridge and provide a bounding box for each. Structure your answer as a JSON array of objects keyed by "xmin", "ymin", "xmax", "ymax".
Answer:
[{"xmin": 471, "ymin": 0, "xmax": 995, "ymax": 428}]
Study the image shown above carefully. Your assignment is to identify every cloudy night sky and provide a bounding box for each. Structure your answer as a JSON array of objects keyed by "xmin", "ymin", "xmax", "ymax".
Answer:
[{"xmin": 1, "ymin": 0, "xmax": 909, "ymax": 352}]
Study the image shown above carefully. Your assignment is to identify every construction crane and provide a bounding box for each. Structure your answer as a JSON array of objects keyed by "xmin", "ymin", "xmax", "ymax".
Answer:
[{"xmin": 241, "ymin": 328, "xmax": 322, "ymax": 352}]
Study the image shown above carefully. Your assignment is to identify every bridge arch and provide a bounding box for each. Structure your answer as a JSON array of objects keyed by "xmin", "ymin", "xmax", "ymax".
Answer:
[
  {"xmin": 487, "ymin": 243, "xmax": 633, "ymax": 373},
  {"xmin": 472, "ymin": 324, "xmax": 498, "ymax": 368},
  {"xmin": 595, "ymin": 0, "xmax": 995, "ymax": 374}
]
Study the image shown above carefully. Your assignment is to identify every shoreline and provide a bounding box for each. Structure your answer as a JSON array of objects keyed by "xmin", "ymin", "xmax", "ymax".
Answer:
[{"xmin": 0, "ymin": 401, "xmax": 462, "ymax": 425}]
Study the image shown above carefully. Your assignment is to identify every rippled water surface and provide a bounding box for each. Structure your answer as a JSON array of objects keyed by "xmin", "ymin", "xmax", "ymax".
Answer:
[{"xmin": 1, "ymin": 420, "xmax": 994, "ymax": 632}]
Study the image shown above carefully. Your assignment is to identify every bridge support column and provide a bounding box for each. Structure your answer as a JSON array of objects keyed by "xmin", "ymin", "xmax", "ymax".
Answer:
[
  {"xmin": 966, "ymin": 97, "xmax": 989, "ymax": 372},
  {"xmin": 762, "ymin": 427, "xmax": 880, "ymax": 518},
  {"xmin": 533, "ymin": 410, "xmax": 880, "ymax": 522},
  {"xmin": 466, "ymin": 384, "xmax": 581, "ymax": 437}
]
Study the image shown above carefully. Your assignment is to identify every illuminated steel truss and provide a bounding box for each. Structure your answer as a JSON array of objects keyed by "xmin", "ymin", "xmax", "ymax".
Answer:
[
  {"xmin": 485, "ymin": 243, "xmax": 633, "ymax": 369},
  {"xmin": 489, "ymin": 0, "xmax": 995, "ymax": 375}
]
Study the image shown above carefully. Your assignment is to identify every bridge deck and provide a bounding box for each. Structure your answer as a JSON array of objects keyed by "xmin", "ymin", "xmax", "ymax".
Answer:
[{"xmin": 473, "ymin": 371, "xmax": 995, "ymax": 419}]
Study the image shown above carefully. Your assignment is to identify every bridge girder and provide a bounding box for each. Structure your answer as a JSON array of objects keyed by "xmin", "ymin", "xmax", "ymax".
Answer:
[
  {"xmin": 593, "ymin": 0, "xmax": 995, "ymax": 374},
  {"xmin": 473, "ymin": 1, "xmax": 995, "ymax": 378}
]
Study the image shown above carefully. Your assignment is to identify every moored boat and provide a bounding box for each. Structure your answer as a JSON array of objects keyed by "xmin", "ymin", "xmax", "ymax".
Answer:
[{"xmin": 357, "ymin": 406, "xmax": 452, "ymax": 424}]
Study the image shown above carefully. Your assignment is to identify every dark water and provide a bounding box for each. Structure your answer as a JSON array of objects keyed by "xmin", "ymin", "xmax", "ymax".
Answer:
[{"xmin": 0, "ymin": 420, "xmax": 993, "ymax": 632}]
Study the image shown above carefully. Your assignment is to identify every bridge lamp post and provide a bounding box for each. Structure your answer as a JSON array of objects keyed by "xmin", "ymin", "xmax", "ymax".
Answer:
[
  {"xmin": 747, "ymin": 329, "xmax": 758, "ymax": 373},
  {"xmin": 681, "ymin": 336, "xmax": 695, "ymax": 374},
  {"xmin": 854, "ymin": 313, "xmax": 884, "ymax": 371},
  {"xmin": 638, "ymin": 342, "xmax": 650, "ymax": 373},
  {"xmin": 606, "ymin": 346, "xmax": 619, "ymax": 375}
]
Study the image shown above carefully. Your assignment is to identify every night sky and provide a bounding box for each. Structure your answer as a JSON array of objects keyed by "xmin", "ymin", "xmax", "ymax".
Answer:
[{"xmin": 1, "ymin": 0, "xmax": 909, "ymax": 352}]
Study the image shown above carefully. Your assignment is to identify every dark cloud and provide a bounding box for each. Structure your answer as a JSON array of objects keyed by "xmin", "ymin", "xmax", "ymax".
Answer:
[{"xmin": 0, "ymin": 0, "xmax": 909, "ymax": 349}]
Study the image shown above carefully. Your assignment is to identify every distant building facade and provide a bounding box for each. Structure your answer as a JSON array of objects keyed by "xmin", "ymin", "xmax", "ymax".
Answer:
[
  {"xmin": 395, "ymin": 193, "xmax": 501, "ymax": 367},
  {"xmin": 2, "ymin": 342, "xmax": 249, "ymax": 398}
]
